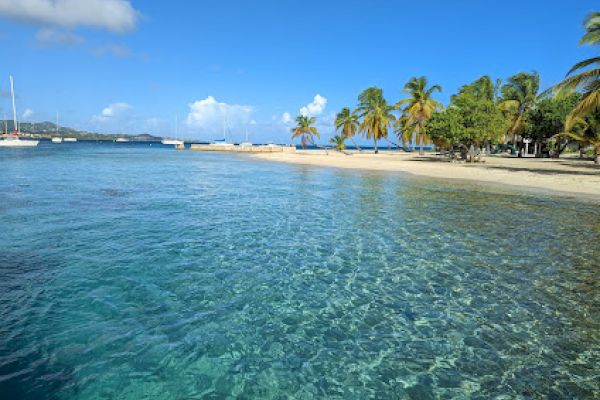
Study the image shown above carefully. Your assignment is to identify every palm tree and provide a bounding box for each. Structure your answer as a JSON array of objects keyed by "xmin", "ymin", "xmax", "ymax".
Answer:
[
  {"xmin": 329, "ymin": 135, "xmax": 347, "ymax": 151},
  {"xmin": 335, "ymin": 107, "xmax": 361, "ymax": 151},
  {"xmin": 500, "ymin": 71, "xmax": 540, "ymax": 145},
  {"xmin": 396, "ymin": 76, "xmax": 442, "ymax": 155},
  {"xmin": 554, "ymin": 12, "xmax": 600, "ymax": 126},
  {"xmin": 557, "ymin": 115, "xmax": 600, "ymax": 164},
  {"xmin": 290, "ymin": 115, "xmax": 319, "ymax": 149},
  {"xmin": 355, "ymin": 87, "xmax": 395, "ymax": 153}
]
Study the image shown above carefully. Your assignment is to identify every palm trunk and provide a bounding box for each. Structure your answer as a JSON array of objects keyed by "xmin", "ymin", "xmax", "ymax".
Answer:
[
  {"xmin": 418, "ymin": 134, "xmax": 424, "ymax": 155},
  {"xmin": 595, "ymin": 146, "xmax": 600, "ymax": 164},
  {"xmin": 374, "ymin": 138, "xmax": 378, "ymax": 154},
  {"xmin": 350, "ymin": 137, "xmax": 362, "ymax": 152}
]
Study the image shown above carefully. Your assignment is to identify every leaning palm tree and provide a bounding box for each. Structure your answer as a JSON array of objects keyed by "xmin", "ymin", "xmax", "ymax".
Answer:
[
  {"xmin": 355, "ymin": 87, "xmax": 395, "ymax": 153},
  {"xmin": 329, "ymin": 135, "xmax": 347, "ymax": 151},
  {"xmin": 396, "ymin": 76, "xmax": 442, "ymax": 155},
  {"xmin": 554, "ymin": 12, "xmax": 600, "ymax": 127},
  {"xmin": 556, "ymin": 115, "xmax": 600, "ymax": 164},
  {"xmin": 290, "ymin": 115, "xmax": 319, "ymax": 149},
  {"xmin": 335, "ymin": 107, "xmax": 361, "ymax": 151},
  {"xmin": 500, "ymin": 71, "xmax": 540, "ymax": 145}
]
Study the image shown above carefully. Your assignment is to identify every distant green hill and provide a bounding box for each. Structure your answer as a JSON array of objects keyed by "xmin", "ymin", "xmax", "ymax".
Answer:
[{"xmin": 1, "ymin": 120, "xmax": 163, "ymax": 141}]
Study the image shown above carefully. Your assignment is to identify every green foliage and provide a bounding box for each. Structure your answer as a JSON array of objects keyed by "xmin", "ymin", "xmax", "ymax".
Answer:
[
  {"xmin": 427, "ymin": 108, "xmax": 464, "ymax": 148},
  {"xmin": 355, "ymin": 87, "xmax": 395, "ymax": 152},
  {"xmin": 558, "ymin": 111, "xmax": 600, "ymax": 163},
  {"xmin": 428, "ymin": 76, "xmax": 508, "ymax": 150},
  {"xmin": 522, "ymin": 94, "xmax": 580, "ymax": 141},
  {"xmin": 290, "ymin": 115, "xmax": 319, "ymax": 149},
  {"xmin": 395, "ymin": 76, "xmax": 442, "ymax": 154},
  {"xmin": 329, "ymin": 135, "xmax": 347, "ymax": 150},
  {"xmin": 335, "ymin": 107, "xmax": 359, "ymax": 139},
  {"xmin": 500, "ymin": 71, "xmax": 540, "ymax": 139},
  {"xmin": 554, "ymin": 12, "xmax": 600, "ymax": 125}
]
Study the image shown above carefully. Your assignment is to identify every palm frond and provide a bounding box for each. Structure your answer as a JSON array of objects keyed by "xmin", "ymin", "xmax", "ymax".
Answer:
[{"xmin": 566, "ymin": 57, "xmax": 600, "ymax": 76}]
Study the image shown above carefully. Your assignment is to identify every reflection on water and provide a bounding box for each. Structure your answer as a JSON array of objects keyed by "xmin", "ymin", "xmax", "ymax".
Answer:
[{"xmin": 0, "ymin": 142, "xmax": 599, "ymax": 399}]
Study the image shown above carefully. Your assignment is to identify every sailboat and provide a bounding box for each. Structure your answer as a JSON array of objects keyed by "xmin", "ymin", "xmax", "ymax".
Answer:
[
  {"xmin": 161, "ymin": 115, "xmax": 184, "ymax": 145},
  {"xmin": 0, "ymin": 76, "xmax": 39, "ymax": 147},
  {"xmin": 240, "ymin": 126, "xmax": 252, "ymax": 147},
  {"xmin": 51, "ymin": 113, "xmax": 62, "ymax": 143},
  {"xmin": 210, "ymin": 111, "xmax": 233, "ymax": 146}
]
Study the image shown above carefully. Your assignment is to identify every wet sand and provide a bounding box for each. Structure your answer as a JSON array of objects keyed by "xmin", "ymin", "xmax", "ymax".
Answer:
[{"xmin": 252, "ymin": 150, "xmax": 600, "ymax": 198}]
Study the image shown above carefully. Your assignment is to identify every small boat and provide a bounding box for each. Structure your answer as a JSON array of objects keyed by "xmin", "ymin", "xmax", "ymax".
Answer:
[
  {"xmin": 0, "ymin": 134, "xmax": 39, "ymax": 147},
  {"xmin": 161, "ymin": 139, "xmax": 184, "ymax": 145},
  {"xmin": 162, "ymin": 116, "xmax": 184, "ymax": 146},
  {"xmin": 240, "ymin": 127, "xmax": 252, "ymax": 146},
  {"xmin": 51, "ymin": 113, "xmax": 62, "ymax": 143},
  {"xmin": 116, "ymin": 138, "xmax": 130, "ymax": 143},
  {"xmin": 209, "ymin": 114, "xmax": 233, "ymax": 146},
  {"xmin": 0, "ymin": 76, "xmax": 38, "ymax": 148},
  {"xmin": 63, "ymin": 138, "xmax": 77, "ymax": 142}
]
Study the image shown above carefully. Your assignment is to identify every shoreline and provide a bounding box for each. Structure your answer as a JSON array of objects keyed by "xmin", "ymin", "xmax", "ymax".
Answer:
[{"xmin": 251, "ymin": 150, "xmax": 600, "ymax": 200}]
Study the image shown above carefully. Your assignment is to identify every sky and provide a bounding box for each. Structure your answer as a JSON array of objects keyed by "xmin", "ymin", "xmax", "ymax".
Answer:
[{"xmin": 0, "ymin": 0, "xmax": 598, "ymax": 143}]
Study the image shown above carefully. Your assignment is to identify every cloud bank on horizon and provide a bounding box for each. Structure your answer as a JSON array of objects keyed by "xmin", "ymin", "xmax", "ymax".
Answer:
[{"xmin": 185, "ymin": 96, "xmax": 254, "ymax": 136}]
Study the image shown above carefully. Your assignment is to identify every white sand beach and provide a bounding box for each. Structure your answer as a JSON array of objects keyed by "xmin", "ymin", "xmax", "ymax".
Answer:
[{"xmin": 252, "ymin": 150, "xmax": 600, "ymax": 198}]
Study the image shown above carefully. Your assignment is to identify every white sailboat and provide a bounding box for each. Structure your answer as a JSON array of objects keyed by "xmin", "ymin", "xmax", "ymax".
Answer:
[
  {"xmin": 51, "ymin": 113, "xmax": 62, "ymax": 143},
  {"xmin": 161, "ymin": 115, "xmax": 184, "ymax": 145},
  {"xmin": 0, "ymin": 76, "xmax": 39, "ymax": 147},
  {"xmin": 240, "ymin": 126, "xmax": 252, "ymax": 147}
]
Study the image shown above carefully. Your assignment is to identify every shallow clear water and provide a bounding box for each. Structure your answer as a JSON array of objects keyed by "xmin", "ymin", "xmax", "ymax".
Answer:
[{"xmin": 1, "ymin": 142, "xmax": 599, "ymax": 399}]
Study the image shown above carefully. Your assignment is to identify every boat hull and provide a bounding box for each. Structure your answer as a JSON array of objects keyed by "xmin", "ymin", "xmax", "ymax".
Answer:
[
  {"xmin": 0, "ymin": 139, "xmax": 39, "ymax": 147},
  {"xmin": 161, "ymin": 139, "xmax": 184, "ymax": 145},
  {"xmin": 63, "ymin": 138, "xmax": 77, "ymax": 142},
  {"xmin": 51, "ymin": 137, "xmax": 63, "ymax": 143}
]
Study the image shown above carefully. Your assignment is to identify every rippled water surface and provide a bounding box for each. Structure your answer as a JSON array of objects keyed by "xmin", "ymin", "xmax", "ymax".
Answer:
[{"xmin": 1, "ymin": 142, "xmax": 599, "ymax": 399}]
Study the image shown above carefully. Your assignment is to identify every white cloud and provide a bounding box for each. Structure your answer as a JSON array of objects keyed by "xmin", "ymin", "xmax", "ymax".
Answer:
[
  {"xmin": 93, "ymin": 102, "xmax": 132, "ymax": 122},
  {"xmin": 185, "ymin": 96, "xmax": 254, "ymax": 134},
  {"xmin": 0, "ymin": 0, "xmax": 139, "ymax": 33},
  {"xmin": 300, "ymin": 94, "xmax": 327, "ymax": 117},
  {"xmin": 35, "ymin": 28, "xmax": 84, "ymax": 45},
  {"xmin": 281, "ymin": 112, "xmax": 292, "ymax": 124},
  {"xmin": 22, "ymin": 108, "xmax": 33, "ymax": 119}
]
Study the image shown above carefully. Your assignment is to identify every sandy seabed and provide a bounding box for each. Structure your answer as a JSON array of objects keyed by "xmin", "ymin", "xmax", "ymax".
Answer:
[{"xmin": 252, "ymin": 150, "xmax": 600, "ymax": 200}]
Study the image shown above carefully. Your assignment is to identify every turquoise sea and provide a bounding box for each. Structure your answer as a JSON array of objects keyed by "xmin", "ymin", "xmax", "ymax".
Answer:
[{"xmin": 1, "ymin": 142, "xmax": 599, "ymax": 399}]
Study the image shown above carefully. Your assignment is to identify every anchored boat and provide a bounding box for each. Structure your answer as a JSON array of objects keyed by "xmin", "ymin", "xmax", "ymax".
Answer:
[{"xmin": 0, "ymin": 76, "xmax": 38, "ymax": 148}]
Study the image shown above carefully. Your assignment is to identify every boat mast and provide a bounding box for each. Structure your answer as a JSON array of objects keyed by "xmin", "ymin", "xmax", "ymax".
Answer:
[
  {"xmin": 56, "ymin": 112, "xmax": 59, "ymax": 136},
  {"xmin": 175, "ymin": 115, "xmax": 178, "ymax": 137},
  {"xmin": 223, "ymin": 110, "xmax": 227, "ymax": 142},
  {"xmin": 9, "ymin": 75, "xmax": 18, "ymax": 133}
]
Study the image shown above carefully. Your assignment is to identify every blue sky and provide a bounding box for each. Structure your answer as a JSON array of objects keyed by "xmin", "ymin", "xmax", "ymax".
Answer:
[{"xmin": 0, "ymin": 0, "xmax": 597, "ymax": 143}]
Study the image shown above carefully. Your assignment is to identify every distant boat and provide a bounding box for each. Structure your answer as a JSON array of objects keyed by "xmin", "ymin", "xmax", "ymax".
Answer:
[
  {"xmin": 51, "ymin": 112, "xmax": 62, "ymax": 143},
  {"xmin": 116, "ymin": 138, "xmax": 130, "ymax": 142},
  {"xmin": 161, "ymin": 139, "xmax": 184, "ymax": 145},
  {"xmin": 63, "ymin": 137, "xmax": 77, "ymax": 142},
  {"xmin": 0, "ymin": 76, "xmax": 38, "ymax": 148},
  {"xmin": 162, "ymin": 116, "xmax": 184, "ymax": 145},
  {"xmin": 240, "ymin": 127, "xmax": 252, "ymax": 146},
  {"xmin": 210, "ymin": 112, "xmax": 233, "ymax": 145}
]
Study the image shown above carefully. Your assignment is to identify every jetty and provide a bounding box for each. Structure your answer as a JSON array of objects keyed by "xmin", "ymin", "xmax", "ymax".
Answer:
[{"xmin": 190, "ymin": 144, "xmax": 296, "ymax": 153}]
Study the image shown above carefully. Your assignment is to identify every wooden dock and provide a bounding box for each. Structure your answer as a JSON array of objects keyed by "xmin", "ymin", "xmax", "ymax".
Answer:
[{"xmin": 190, "ymin": 144, "xmax": 296, "ymax": 153}]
